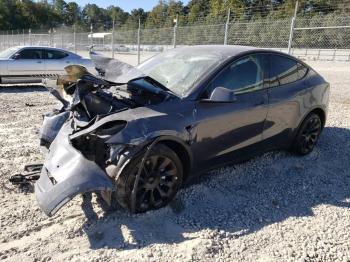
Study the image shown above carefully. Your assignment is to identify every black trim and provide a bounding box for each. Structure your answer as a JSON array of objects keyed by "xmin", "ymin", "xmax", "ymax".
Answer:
[
  {"xmin": 197, "ymin": 53, "xmax": 270, "ymax": 100},
  {"xmin": 267, "ymin": 53, "xmax": 309, "ymax": 88},
  {"xmin": 0, "ymin": 74, "xmax": 58, "ymax": 78},
  {"xmin": 188, "ymin": 49, "xmax": 313, "ymax": 101}
]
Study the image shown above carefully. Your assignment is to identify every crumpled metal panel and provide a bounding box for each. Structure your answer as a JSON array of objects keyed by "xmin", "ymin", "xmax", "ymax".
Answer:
[
  {"xmin": 39, "ymin": 111, "xmax": 70, "ymax": 145},
  {"xmin": 89, "ymin": 51, "xmax": 145, "ymax": 83},
  {"xmin": 35, "ymin": 123, "xmax": 113, "ymax": 216}
]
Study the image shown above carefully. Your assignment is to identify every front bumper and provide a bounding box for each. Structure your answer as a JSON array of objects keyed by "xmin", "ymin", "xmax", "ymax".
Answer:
[{"xmin": 35, "ymin": 123, "xmax": 113, "ymax": 216}]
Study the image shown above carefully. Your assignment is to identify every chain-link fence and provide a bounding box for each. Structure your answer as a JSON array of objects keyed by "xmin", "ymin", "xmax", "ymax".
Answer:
[
  {"xmin": 0, "ymin": 15, "xmax": 349, "ymax": 65},
  {"xmin": 292, "ymin": 16, "xmax": 350, "ymax": 60}
]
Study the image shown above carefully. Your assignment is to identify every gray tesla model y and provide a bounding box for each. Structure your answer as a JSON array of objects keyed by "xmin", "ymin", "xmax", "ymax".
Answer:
[{"xmin": 34, "ymin": 45, "xmax": 329, "ymax": 216}]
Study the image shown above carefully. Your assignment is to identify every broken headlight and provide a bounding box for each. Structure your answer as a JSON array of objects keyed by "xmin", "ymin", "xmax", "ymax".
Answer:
[{"xmin": 70, "ymin": 121, "xmax": 127, "ymax": 167}]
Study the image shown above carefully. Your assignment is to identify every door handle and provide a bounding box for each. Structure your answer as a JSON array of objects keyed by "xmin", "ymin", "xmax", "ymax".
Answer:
[
  {"xmin": 37, "ymin": 61, "xmax": 42, "ymax": 64},
  {"xmin": 66, "ymin": 61, "xmax": 71, "ymax": 63}
]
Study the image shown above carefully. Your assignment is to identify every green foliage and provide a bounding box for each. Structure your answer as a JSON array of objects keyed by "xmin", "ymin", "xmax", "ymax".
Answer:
[{"xmin": 0, "ymin": 0, "xmax": 347, "ymax": 32}]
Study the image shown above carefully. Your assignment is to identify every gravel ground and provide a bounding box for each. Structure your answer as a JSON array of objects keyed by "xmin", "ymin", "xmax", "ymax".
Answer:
[{"xmin": 0, "ymin": 61, "xmax": 349, "ymax": 262}]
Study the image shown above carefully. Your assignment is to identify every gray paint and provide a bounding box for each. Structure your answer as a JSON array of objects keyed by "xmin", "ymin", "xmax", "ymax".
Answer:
[
  {"xmin": 35, "ymin": 124, "xmax": 113, "ymax": 216},
  {"xmin": 35, "ymin": 46, "xmax": 330, "ymax": 216},
  {"xmin": 39, "ymin": 111, "xmax": 69, "ymax": 144}
]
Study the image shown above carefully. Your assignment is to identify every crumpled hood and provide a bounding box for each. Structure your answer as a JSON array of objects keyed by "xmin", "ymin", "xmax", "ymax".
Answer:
[
  {"xmin": 69, "ymin": 99, "xmax": 191, "ymax": 147},
  {"xmin": 89, "ymin": 51, "xmax": 145, "ymax": 83}
]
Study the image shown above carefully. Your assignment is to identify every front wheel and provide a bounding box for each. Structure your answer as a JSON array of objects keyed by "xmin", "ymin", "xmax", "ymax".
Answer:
[
  {"xmin": 291, "ymin": 113, "xmax": 322, "ymax": 155},
  {"xmin": 113, "ymin": 144, "xmax": 183, "ymax": 213}
]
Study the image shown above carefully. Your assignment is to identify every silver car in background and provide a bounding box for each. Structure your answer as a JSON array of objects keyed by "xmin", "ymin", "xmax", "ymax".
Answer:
[{"xmin": 0, "ymin": 46, "xmax": 95, "ymax": 84}]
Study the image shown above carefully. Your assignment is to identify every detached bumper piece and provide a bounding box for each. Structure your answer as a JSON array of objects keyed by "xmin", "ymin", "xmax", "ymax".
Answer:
[
  {"xmin": 9, "ymin": 164, "xmax": 43, "ymax": 186},
  {"xmin": 35, "ymin": 165, "xmax": 112, "ymax": 216},
  {"xmin": 34, "ymin": 125, "xmax": 113, "ymax": 217}
]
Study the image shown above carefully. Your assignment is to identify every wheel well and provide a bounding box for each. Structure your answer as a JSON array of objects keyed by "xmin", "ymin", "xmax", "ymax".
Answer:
[
  {"xmin": 160, "ymin": 140, "xmax": 191, "ymax": 181},
  {"xmin": 310, "ymin": 108, "xmax": 326, "ymax": 128}
]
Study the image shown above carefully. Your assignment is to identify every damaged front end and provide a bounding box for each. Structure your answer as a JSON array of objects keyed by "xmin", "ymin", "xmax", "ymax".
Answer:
[
  {"xmin": 35, "ymin": 124, "xmax": 114, "ymax": 216},
  {"xmin": 35, "ymin": 57, "xmax": 174, "ymax": 216}
]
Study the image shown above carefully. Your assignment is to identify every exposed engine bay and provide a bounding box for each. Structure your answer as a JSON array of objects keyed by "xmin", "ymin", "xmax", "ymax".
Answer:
[
  {"xmin": 21, "ymin": 53, "xmax": 184, "ymax": 216},
  {"xmin": 40, "ymin": 62, "xmax": 173, "ymax": 162}
]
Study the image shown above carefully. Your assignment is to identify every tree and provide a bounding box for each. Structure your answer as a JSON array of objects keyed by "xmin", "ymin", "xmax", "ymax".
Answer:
[
  {"xmin": 0, "ymin": 0, "xmax": 347, "ymax": 32},
  {"xmin": 65, "ymin": 2, "xmax": 81, "ymax": 25},
  {"xmin": 82, "ymin": 4, "xmax": 106, "ymax": 30},
  {"xmin": 107, "ymin": 6, "xmax": 129, "ymax": 29},
  {"xmin": 166, "ymin": 0, "xmax": 185, "ymax": 26},
  {"xmin": 207, "ymin": 0, "xmax": 245, "ymax": 22},
  {"xmin": 187, "ymin": 0, "xmax": 210, "ymax": 24},
  {"xmin": 53, "ymin": 0, "xmax": 67, "ymax": 19},
  {"xmin": 145, "ymin": 1, "xmax": 168, "ymax": 28},
  {"xmin": 124, "ymin": 8, "xmax": 148, "ymax": 29}
]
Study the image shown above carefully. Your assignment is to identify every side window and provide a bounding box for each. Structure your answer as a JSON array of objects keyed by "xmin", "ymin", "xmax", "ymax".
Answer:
[
  {"xmin": 17, "ymin": 49, "xmax": 43, "ymax": 59},
  {"xmin": 208, "ymin": 54, "xmax": 265, "ymax": 96},
  {"xmin": 45, "ymin": 50, "xmax": 69, "ymax": 59},
  {"xmin": 297, "ymin": 63, "xmax": 308, "ymax": 79},
  {"xmin": 269, "ymin": 55, "xmax": 300, "ymax": 87}
]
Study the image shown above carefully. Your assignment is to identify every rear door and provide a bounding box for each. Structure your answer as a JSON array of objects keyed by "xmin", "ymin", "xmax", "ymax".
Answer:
[
  {"xmin": 192, "ymin": 54, "xmax": 270, "ymax": 170},
  {"xmin": 44, "ymin": 49, "xmax": 72, "ymax": 75},
  {"xmin": 7, "ymin": 48, "xmax": 45, "ymax": 76},
  {"xmin": 263, "ymin": 54, "xmax": 309, "ymax": 145}
]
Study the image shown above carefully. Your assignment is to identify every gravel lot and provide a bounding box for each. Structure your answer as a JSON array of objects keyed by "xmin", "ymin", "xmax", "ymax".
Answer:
[{"xmin": 0, "ymin": 60, "xmax": 349, "ymax": 262}]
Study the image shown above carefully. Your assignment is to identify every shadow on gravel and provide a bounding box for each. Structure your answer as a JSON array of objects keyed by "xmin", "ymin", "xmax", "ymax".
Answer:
[
  {"xmin": 0, "ymin": 86, "xmax": 46, "ymax": 93},
  {"xmin": 81, "ymin": 126, "xmax": 350, "ymax": 250}
]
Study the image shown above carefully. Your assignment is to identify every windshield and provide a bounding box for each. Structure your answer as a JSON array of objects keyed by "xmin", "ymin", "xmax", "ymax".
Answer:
[
  {"xmin": 0, "ymin": 47, "xmax": 20, "ymax": 59},
  {"xmin": 136, "ymin": 48, "xmax": 223, "ymax": 96}
]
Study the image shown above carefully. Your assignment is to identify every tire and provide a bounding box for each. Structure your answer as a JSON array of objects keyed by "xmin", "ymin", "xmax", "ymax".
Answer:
[
  {"xmin": 291, "ymin": 113, "xmax": 322, "ymax": 155},
  {"xmin": 112, "ymin": 143, "xmax": 183, "ymax": 213}
]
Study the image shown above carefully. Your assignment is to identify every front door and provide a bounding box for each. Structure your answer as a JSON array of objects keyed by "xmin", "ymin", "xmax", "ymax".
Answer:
[
  {"xmin": 7, "ymin": 48, "xmax": 45, "ymax": 76},
  {"xmin": 191, "ymin": 54, "xmax": 270, "ymax": 170}
]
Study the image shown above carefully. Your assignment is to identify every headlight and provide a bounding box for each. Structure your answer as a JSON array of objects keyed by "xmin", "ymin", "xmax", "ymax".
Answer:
[{"xmin": 70, "ymin": 121, "xmax": 127, "ymax": 165}]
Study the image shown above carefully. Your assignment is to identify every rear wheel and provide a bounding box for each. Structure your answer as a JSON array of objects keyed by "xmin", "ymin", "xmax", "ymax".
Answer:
[
  {"xmin": 291, "ymin": 113, "xmax": 322, "ymax": 155},
  {"xmin": 113, "ymin": 144, "xmax": 183, "ymax": 213}
]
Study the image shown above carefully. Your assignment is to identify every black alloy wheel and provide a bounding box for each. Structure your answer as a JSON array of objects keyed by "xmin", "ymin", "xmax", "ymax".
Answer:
[
  {"xmin": 114, "ymin": 144, "xmax": 183, "ymax": 213},
  {"xmin": 293, "ymin": 113, "xmax": 322, "ymax": 155}
]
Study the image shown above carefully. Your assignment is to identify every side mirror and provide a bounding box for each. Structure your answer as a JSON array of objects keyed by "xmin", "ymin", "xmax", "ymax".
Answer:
[
  {"xmin": 202, "ymin": 86, "xmax": 237, "ymax": 103},
  {"xmin": 12, "ymin": 53, "xmax": 20, "ymax": 60}
]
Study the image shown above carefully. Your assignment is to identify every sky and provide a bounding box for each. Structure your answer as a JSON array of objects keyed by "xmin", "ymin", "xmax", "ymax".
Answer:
[{"xmin": 74, "ymin": 0, "xmax": 190, "ymax": 13}]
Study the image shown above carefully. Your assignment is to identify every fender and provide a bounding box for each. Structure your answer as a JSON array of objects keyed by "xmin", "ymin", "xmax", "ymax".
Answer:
[{"xmin": 291, "ymin": 105, "xmax": 327, "ymax": 142}]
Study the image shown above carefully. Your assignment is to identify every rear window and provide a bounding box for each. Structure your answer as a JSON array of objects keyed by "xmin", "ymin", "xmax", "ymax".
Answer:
[
  {"xmin": 297, "ymin": 63, "xmax": 308, "ymax": 79},
  {"xmin": 270, "ymin": 55, "xmax": 299, "ymax": 86}
]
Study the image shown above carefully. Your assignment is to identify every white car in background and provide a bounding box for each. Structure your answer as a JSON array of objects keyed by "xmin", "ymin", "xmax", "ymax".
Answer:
[{"xmin": 0, "ymin": 46, "xmax": 95, "ymax": 84}]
